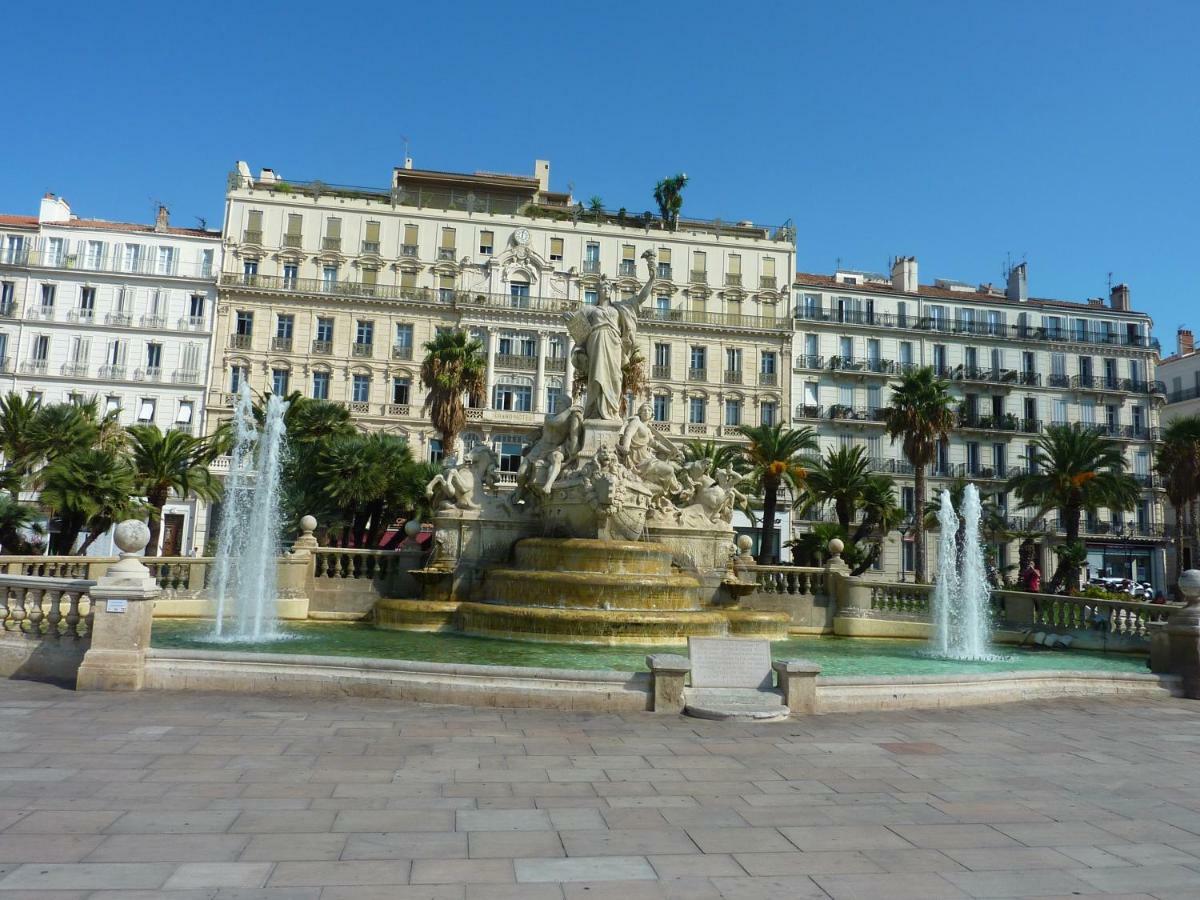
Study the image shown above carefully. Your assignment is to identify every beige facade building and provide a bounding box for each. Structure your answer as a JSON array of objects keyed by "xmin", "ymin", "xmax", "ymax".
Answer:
[
  {"xmin": 207, "ymin": 159, "xmax": 794, "ymax": 472},
  {"xmin": 1155, "ymin": 327, "xmax": 1200, "ymax": 571},
  {"xmin": 791, "ymin": 259, "xmax": 1168, "ymax": 587}
]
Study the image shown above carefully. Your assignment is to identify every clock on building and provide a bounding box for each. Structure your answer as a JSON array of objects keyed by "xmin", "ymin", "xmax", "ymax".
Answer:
[{"xmin": 512, "ymin": 228, "xmax": 530, "ymax": 246}]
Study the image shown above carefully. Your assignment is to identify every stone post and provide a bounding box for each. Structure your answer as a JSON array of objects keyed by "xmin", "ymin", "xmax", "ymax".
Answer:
[
  {"xmin": 484, "ymin": 326, "xmax": 497, "ymax": 410},
  {"xmin": 772, "ymin": 659, "xmax": 821, "ymax": 714},
  {"xmin": 76, "ymin": 520, "xmax": 161, "ymax": 692},
  {"xmin": 1167, "ymin": 569, "xmax": 1200, "ymax": 699},
  {"xmin": 276, "ymin": 515, "xmax": 318, "ymax": 617},
  {"xmin": 534, "ymin": 330, "xmax": 547, "ymax": 413},
  {"xmin": 646, "ymin": 653, "xmax": 690, "ymax": 713}
]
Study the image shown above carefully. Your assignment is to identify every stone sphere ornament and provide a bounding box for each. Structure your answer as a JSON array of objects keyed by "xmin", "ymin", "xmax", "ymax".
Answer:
[
  {"xmin": 114, "ymin": 519, "xmax": 151, "ymax": 555},
  {"xmin": 828, "ymin": 537, "xmax": 845, "ymax": 557},
  {"xmin": 1179, "ymin": 569, "xmax": 1200, "ymax": 606},
  {"xmin": 299, "ymin": 515, "xmax": 318, "ymax": 534},
  {"xmin": 404, "ymin": 519, "xmax": 423, "ymax": 538},
  {"xmin": 736, "ymin": 534, "xmax": 753, "ymax": 555}
]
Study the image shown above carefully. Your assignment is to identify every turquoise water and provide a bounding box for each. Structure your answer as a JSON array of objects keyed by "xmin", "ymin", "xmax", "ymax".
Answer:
[{"xmin": 150, "ymin": 620, "xmax": 1149, "ymax": 677}]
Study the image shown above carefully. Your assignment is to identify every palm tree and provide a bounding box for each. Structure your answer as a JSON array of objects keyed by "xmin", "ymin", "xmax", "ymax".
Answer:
[
  {"xmin": 127, "ymin": 426, "xmax": 222, "ymax": 555},
  {"xmin": 0, "ymin": 494, "xmax": 44, "ymax": 554},
  {"xmin": 736, "ymin": 423, "xmax": 817, "ymax": 564},
  {"xmin": 882, "ymin": 367, "xmax": 956, "ymax": 581},
  {"xmin": 420, "ymin": 330, "xmax": 486, "ymax": 460},
  {"xmin": 682, "ymin": 440, "xmax": 750, "ymax": 476},
  {"xmin": 921, "ymin": 477, "xmax": 1009, "ymax": 555},
  {"xmin": 799, "ymin": 445, "xmax": 874, "ymax": 529},
  {"xmin": 1008, "ymin": 423, "xmax": 1140, "ymax": 591},
  {"xmin": 653, "ymin": 173, "xmax": 688, "ymax": 230},
  {"xmin": 1156, "ymin": 416, "xmax": 1200, "ymax": 584},
  {"xmin": 0, "ymin": 392, "xmax": 43, "ymax": 488},
  {"xmin": 41, "ymin": 449, "xmax": 140, "ymax": 554}
]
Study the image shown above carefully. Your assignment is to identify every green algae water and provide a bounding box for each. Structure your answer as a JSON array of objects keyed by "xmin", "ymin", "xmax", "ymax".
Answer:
[{"xmin": 151, "ymin": 620, "xmax": 1149, "ymax": 677}]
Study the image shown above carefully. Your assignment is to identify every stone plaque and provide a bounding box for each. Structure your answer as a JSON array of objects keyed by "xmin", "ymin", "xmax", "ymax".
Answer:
[{"xmin": 688, "ymin": 637, "xmax": 772, "ymax": 689}]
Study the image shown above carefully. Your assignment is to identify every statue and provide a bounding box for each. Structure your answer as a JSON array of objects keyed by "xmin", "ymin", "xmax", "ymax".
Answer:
[
  {"xmin": 510, "ymin": 403, "xmax": 584, "ymax": 506},
  {"xmin": 566, "ymin": 251, "xmax": 658, "ymax": 421},
  {"xmin": 619, "ymin": 403, "xmax": 683, "ymax": 502},
  {"xmin": 425, "ymin": 446, "xmax": 498, "ymax": 511},
  {"xmin": 676, "ymin": 460, "xmax": 749, "ymax": 526}
]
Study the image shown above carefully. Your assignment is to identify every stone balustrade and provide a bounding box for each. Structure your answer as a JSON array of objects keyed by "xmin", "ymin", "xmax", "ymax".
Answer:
[
  {"xmin": 0, "ymin": 575, "xmax": 95, "ymax": 639},
  {"xmin": 867, "ymin": 582, "xmax": 932, "ymax": 617},
  {"xmin": 314, "ymin": 548, "xmax": 406, "ymax": 581}
]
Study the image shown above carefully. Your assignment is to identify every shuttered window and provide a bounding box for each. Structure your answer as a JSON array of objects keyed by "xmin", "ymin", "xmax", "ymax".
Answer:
[
  {"xmin": 362, "ymin": 268, "xmax": 378, "ymax": 286},
  {"xmin": 549, "ymin": 237, "xmax": 563, "ymax": 260},
  {"xmin": 403, "ymin": 224, "xmax": 418, "ymax": 245},
  {"xmin": 365, "ymin": 221, "xmax": 381, "ymax": 243},
  {"xmin": 286, "ymin": 214, "xmax": 302, "ymax": 236},
  {"xmin": 400, "ymin": 271, "xmax": 417, "ymax": 289},
  {"xmin": 246, "ymin": 210, "xmax": 263, "ymax": 232},
  {"xmin": 728, "ymin": 254, "xmax": 741, "ymax": 275},
  {"xmin": 622, "ymin": 245, "xmax": 636, "ymax": 260},
  {"xmin": 762, "ymin": 257, "xmax": 775, "ymax": 277},
  {"xmin": 658, "ymin": 248, "xmax": 671, "ymax": 264},
  {"xmin": 440, "ymin": 228, "xmax": 456, "ymax": 249},
  {"xmin": 325, "ymin": 218, "xmax": 341, "ymax": 239},
  {"xmin": 692, "ymin": 251, "xmax": 706, "ymax": 273}
]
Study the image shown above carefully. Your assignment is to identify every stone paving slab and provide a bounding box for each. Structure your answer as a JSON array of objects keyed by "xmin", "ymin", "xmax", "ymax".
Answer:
[{"xmin": 0, "ymin": 682, "xmax": 1198, "ymax": 897}]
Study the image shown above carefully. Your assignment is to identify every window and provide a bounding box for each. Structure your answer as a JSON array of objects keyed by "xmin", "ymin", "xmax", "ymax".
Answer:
[
  {"xmin": 725, "ymin": 348, "xmax": 741, "ymax": 373},
  {"xmin": 429, "ymin": 438, "xmax": 444, "ymax": 465},
  {"xmin": 189, "ymin": 294, "xmax": 205, "ymax": 320},
  {"xmin": 121, "ymin": 243, "xmax": 144, "ymax": 272},
  {"xmin": 491, "ymin": 435, "xmax": 525, "ymax": 473},
  {"xmin": 32, "ymin": 335, "xmax": 49, "ymax": 362},
  {"xmin": 585, "ymin": 242, "xmax": 600, "ymax": 263},
  {"xmin": 967, "ymin": 442, "xmax": 980, "ymax": 474},
  {"xmin": 479, "ymin": 230, "xmax": 494, "ymax": 255},
  {"xmin": 839, "ymin": 336, "xmax": 853, "ymax": 361},
  {"xmin": 235, "ymin": 311, "xmax": 253, "ymax": 336},
  {"xmin": 803, "ymin": 381, "xmax": 819, "ymax": 408},
  {"xmin": 1053, "ymin": 398, "xmax": 1068, "ymax": 425},
  {"xmin": 902, "ymin": 540, "xmax": 915, "ymax": 573},
  {"xmin": 510, "ymin": 282, "xmax": 530, "ymax": 307},
  {"xmin": 316, "ymin": 317, "xmax": 334, "ymax": 342},
  {"xmin": 402, "ymin": 224, "xmax": 419, "ymax": 255},
  {"xmin": 356, "ymin": 320, "xmax": 374, "ymax": 346},
  {"xmin": 689, "ymin": 396, "xmax": 706, "ymax": 424},
  {"xmin": 84, "ymin": 240, "xmax": 104, "ymax": 268},
  {"xmin": 932, "ymin": 344, "xmax": 947, "ymax": 372},
  {"xmin": 276, "ymin": 314, "xmax": 293, "ymax": 339},
  {"xmin": 105, "ymin": 395, "xmax": 120, "ymax": 415},
  {"xmin": 761, "ymin": 256, "xmax": 776, "ymax": 286},
  {"xmin": 652, "ymin": 395, "xmax": 669, "ymax": 421},
  {"xmin": 867, "ymin": 384, "xmax": 881, "ymax": 411},
  {"xmin": 362, "ymin": 220, "xmax": 380, "ymax": 254},
  {"xmin": 176, "ymin": 401, "xmax": 194, "ymax": 425},
  {"xmin": 653, "ymin": 343, "xmax": 670, "ymax": 369},
  {"xmin": 691, "ymin": 251, "xmax": 706, "ymax": 280},
  {"xmin": 79, "ymin": 287, "xmax": 95, "ymax": 315},
  {"xmin": 655, "ymin": 295, "xmax": 670, "ymax": 314},
  {"xmin": 285, "ymin": 213, "xmax": 303, "ymax": 247},
  {"xmin": 493, "ymin": 381, "xmax": 533, "ymax": 411},
  {"xmin": 549, "ymin": 237, "xmax": 563, "ymax": 262},
  {"xmin": 137, "ymin": 399, "xmax": 156, "ymax": 422},
  {"xmin": 439, "ymin": 227, "xmax": 456, "ymax": 259},
  {"xmin": 761, "ymin": 401, "xmax": 777, "ymax": 426},
  {"xmin": 156, "ymin": 246, "xmax": 175, "ymax": 275},
  {"xmin": 993, "ymin": 443, "xmax": 1006, "ymax": 473},
  {"xmin": 726, "ymin": 253, "xmax": 741, "ymax": 285},
  {"xmin": 324, "ymin": 217, "xmax": 342, "ymax": 251},
  {"xmin": 657, "ymin": 247, "xmax": 672, "ymax": 279},
  {"xmin": 725, "ymin": 399, "xmax": 742, "ymax": 427},
  {"xmin": 312, "ymin": 371, "xmax": 330, "ymax": 400},
  {"xmin": 761, "ymin": 351, "xmax": 777, "ymax": 375},
  {"xmin": 690, "ymin": 345, "xmax": 706, "ymax": 372},
  {"xmin": 40, "ymin": 284, "xmax": 55, "ymax": 308},
  {"xmin": 929, "ymin": 305, "xmax": 946, "ymax": 329},
  {"xmin": 145, "ymin": 343, "xmax": 162, "ymax": 370},
  {"xmin": 322, "ymin": 265, "xmax": 337, "ymax": 289},
  {"xmin": 200, "ymin": 248, "xmax": 214, "ymax": 277},
  {"xmin": 546, "ymin": 385, "xmax": 564, "ymax": 414},
  {"xmin": 0, "ymin": 281, "xmax": 12, "ymax": 309},
  {"xmin": 394, "ymin": 323, "xmax": 414, "ymax": 357},
  {"xmin": 584, "ymin": 290, "xmax": 598, "ymax": 306},
  {"xmin": 243, "ymin": 259, "xmax": 258, "ymax": 277},
  {"xmin": 272, "ymin": 368, "xmax": 290, "ymax": 395},
  {"xmin": 230, "ymin": 365, "xmax": 246, "ymax": 392},
  {"xmin": 352, "ymin": 374, "xmax": 370, "ymax": 403},
  {"xmin": 839, "ymin": 384, "xmax": 855, "ymax": 408},
  {"xmin": 283, "ymin": 263, "xmax": 298, "ymax": 287},
  {"xmin": 392, "ymin": 376, "xmax": 411, "ymax": 405},
  {"xmin": 899, "ymin": 341, "xmax": 913, "ymax": 367}
]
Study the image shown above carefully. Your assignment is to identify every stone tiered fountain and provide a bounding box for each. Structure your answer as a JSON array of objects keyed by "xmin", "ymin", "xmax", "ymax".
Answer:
[{"xmin": 377, "ymin": 253, "xmax": 789, "ymax": 645}]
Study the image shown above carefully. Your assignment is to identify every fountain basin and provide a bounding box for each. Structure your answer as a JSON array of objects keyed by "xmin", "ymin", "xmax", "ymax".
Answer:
[{"xmin": 484, "ymin": 569, "xmax": 703, "ymax": 611}]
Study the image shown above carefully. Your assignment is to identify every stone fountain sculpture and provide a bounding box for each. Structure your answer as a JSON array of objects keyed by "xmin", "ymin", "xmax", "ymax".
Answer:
[{"xmin": 382, "ymin": 252, "xmax": 790, "ymax": 645}]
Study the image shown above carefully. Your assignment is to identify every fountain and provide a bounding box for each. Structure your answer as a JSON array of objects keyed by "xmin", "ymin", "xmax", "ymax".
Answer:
[
  {"xmin": 209, "ymin": 386, "xmax": 289, "ymax": 641},
  {"xmin": 376, "ymin": 252, "xmax": 790, "ymax": 645},
  {"xmin": 926, "ymin": 485, "xmax": 1004, "ymax": 661}
]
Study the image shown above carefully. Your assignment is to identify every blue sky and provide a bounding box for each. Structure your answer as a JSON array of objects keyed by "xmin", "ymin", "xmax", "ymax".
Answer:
[{"xmin": 3, "ymin": 1, "xmax": 1196, "ymax": 343}]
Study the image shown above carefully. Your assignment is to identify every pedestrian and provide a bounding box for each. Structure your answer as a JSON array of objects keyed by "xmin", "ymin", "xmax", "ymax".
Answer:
[{"xmin": 1028, "ymin": 564, "xmax": 1042, "ymax": 593}]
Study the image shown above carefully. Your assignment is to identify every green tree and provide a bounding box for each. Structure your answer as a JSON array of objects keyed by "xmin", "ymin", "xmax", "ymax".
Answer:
[
  {"xmin": 315, "ymin": 432, "xmax": 421, "ymax": 547},
  {"xmin": 0, "ymin": 393, "xmax": 44, "ymax": 488},
  {"xmin": 921, "ymin": 477, "xmax": 1009, "ymax": 563},
  {"xmin": 1156, "ymin": 415, "xmax": 1200, "ymax": 585},
  {"xmin": 0, "ymin": 494, "xmax": 44, "ymax": 554},
  {"xmin": 798, "ymin": 445, "xmax": 874, "ymax": 529},
  {"xmin": 420, "ymin": 330, "xmax": 486, "ymax": 459},
  {"xmin": 127, "ymin": 426, "xmax": 222, "ymax": 556},
  {"xmin": 736, "ymin": 423, "xmax": 817, "ymax": 564},
  {"xmin": 41, "ymin": 449, "xmax": 140, "ymax": 554},
  {"xmin": 1008, "ymin": 424, "xmax": 1140, "ymax": 591},
  {"xmin": 653, "ymin": 173, "xmax": 688, "ymax": 230},
  {"xmin": 882, "ymin": 366, "xmax": 956, "ymax": 581}
]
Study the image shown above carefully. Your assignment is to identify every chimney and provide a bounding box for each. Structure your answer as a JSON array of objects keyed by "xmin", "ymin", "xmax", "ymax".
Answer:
[
  {"xmin": 37, "ymin": 193, "xmax": 72, "ymax": 224},
  {"xmin": 1005, "ymin": 262, "xmax": 1028, "ymax": 302},
  {"xmin": 403, "ymin": 157, "xmax": 413, "ymax": 170},
  {"xmin": 1110, "ymin": 282, "xmax": 1130, "ymax": 311},
  {"xmin": 890, "ymin": 256, "xmax": 918, "ymax": 293},
  {"xmin": 534, "ymin": 159, "xmax": 550, "ymax": 193},
  {"xmin": 1179, "ymin": 328, "xmax": 1194, "ymax": 356},
  {"xmin": 154, "ymin": 204, "xmax": 170, "ymax": 232}
]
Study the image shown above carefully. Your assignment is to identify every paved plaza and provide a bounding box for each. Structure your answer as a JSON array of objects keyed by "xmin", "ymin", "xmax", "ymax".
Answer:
[{"xmin": 0, "ymin": 684, "xmax": 1198, "ymax": 898}]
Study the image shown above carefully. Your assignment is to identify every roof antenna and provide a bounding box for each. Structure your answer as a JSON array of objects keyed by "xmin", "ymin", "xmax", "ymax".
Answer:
[{"xmin": 1107, "ymin": 271, "xmax": 1113, "ymax": 293}]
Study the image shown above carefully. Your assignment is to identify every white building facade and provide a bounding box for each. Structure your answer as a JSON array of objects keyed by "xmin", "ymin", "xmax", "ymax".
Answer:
[
  {"xmin": 0, "ymin": 195, "xmax": 221, "ymax": 555},
  {"xmin": 791, "ymin": 258, "xmax": 1167, "ymax": 588},
  {"xmin": 1154, "ymin": 327, "xmax": 1200, "ymax": 572}
]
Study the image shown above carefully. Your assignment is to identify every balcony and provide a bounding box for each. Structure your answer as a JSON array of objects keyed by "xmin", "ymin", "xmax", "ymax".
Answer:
[
  {"xmin": 230, "ymin": 334, "xmax": 252, "ymax": 350},
  {"xmin": 178, "ymin": 315, "xmax": 207, "ymax": 331},
  {"xmin": 106, "ymin": 312, "xmax": 132, "ymax": 326},
  {"xmin": 958, "ymin": 412, "xmax": 1021, "ymax": 432},
  {"xmin": 0, "ymin": 302, "xmax": 16, "ymax": 318},
  {"xmin": 271, "ymin": 336, "xmax": 293, "ymax": 352},
  {"xmin": 312, "ymin": 339, "xmax": 332, "ymax": 355},
  {"xmin": 618, "ymin": 260, "xmax": 637, "ymax": 277},
  {"xmin": 138, "ymin": 367, "xmax": 163, "ymax": 382},
  {"xmin": 67, "ymin": 308, "xmax": 95, "ymax": 323},
  {"xmin": 26, "ymin": 306, "xmax": 54, "ymax": 321},
  {"xmin": 385, "ymin": 403, "xmax": 411, "ymax": 417},
  {"xmin": 172, "ymin": 370, "xmax": 202, "ymax": 385},
  {"xmin": 723, "ymin": 370, "xmax": 742, "ymax": 385},
  {"xmin": 725, "ymin": 273, "xmax": 742, "ymax": 287},
  {"xmin": 322, "ymin": 237, "xmax": 342, "ymax": 252},
  {"xmin": 651, "ymin": 364, "xmax": 671, "ymax": 379},
  {"xmin": 544, "ymin": 357, "xmax": 567, "ymax": 373},
  {"xmin": 20, "ymin": 360, "xmax": 47, "ymax": 374},
  {"xmin": 242, "ymin": 230, "xmax": 263, "ymax": 245},
  {"xmin": 758, "ymin": 372, "xmax": 777, "ymax": 386},
  {"xmin": 828, "ymin": 405, "xmax": 887, "ymax": 424},
  {"xmin": 60, "ymin": 362, "xmax": 88, "ymax": 378},
  {"xmin": 392, "ymin": 344, "xmax": 413, "ymax": 361},
  {"xmin": 401, "ymin": 243, "xmax": 418, "ymax": 258},
  {"xmin": 656, "ymin": 264, "xmax": 673, "ymax": 281},
  {"xmin": 495, "ymin": 353, "xmax": 537, "ymax": 371},
  {"xmin": 361, "ymin": 241, "xmax": 381, "ymax": 254},
  {"xmin": 283, "ymin": 233, "xmax": 303, "ymax": 249},
  {"xmin": 793, "ymin": 404, "xmax": 823, "ymax": 421},
  {"xmin": 688, "ymin": 367, "xmax": 707, "ymax": 382},
  {"xmin": 793, "ymin": 354, "xmax": 825, "ymax": 371},
  {"xmin": 98, "ymin": 364, "xmax": 127, "ymax": 379},
  {"xmin": 759, "ymin": 276, "xmax": 776, "ymax": 290},
  {"xmin": 140, "ymin": 315, "xmax": 166, "ymax": 328},
  {"xmin": 352, "ymin": 342, "xmax": 373, "ymax": 358},
  {"xmin": 690, "ymin": 270, "xmax": 707, "ymax": 285},
  {"xmin": 437, "ymin": 247, "xmax": 456, "ymax": 261},
  {"xmin": 1048, "ymin": 373, "xmax": 1071, "ymax": 388},
  {"xmin": 639, "ymin": 307, "xmax": 790, "ymax": 333},
  {"xmin": 581, "ymin": 259, "xmax": 601, "ymax": 274}
]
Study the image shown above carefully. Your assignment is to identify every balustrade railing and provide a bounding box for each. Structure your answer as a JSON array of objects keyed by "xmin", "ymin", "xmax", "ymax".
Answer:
[
  {"xmin": 313, "ymin": 548, "xmax": 403, "ymax": 581},
  {"xmin": 748, "ymin": 566, "xmax": 826, "ymax": 597},
  {"xmin": 0, "ymin": 575, "xmax": 95, "ymax": 639},
  {"xmin": 868, "ymin": 582, "xmax": 933, "ymax": 616}
]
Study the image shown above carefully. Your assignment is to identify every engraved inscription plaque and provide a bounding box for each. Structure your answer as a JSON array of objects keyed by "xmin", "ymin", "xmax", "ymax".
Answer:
[{"xmin": 688, "ymin": 637, "xmax": 773, "ymax": 689}]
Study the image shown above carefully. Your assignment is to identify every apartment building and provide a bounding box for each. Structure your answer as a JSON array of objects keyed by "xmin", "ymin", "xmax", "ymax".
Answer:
[
  {"xmin": 209, "ymin": 159, "xmax": 794, "ymax": 471},
  {"xmin": 792, "ymin": 258, "xmax": 1167, "ymax": 587},
  {"xmin": 1155, "ymin": 328, "xmax": 1200, "ymax": 571},
  {"xmin": 0, "ymin": 194, "xmax": 221, "ymax": 555}
]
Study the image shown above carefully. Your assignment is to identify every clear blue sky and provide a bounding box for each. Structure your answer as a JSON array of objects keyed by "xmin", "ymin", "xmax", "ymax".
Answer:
[{"xmin": 3, "ymin": 1, "xmax": 1196, "ymax": 344}]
